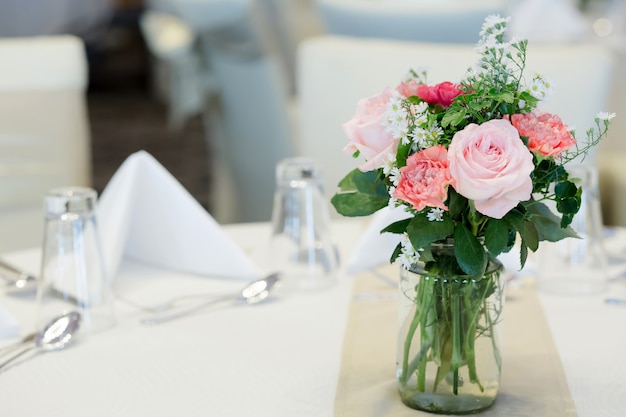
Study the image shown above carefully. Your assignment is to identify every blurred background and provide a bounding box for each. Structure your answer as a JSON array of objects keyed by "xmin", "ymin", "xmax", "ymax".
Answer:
[{"xmin": 0, "ymin": 0, "xmax": 624, "ymax": 252}]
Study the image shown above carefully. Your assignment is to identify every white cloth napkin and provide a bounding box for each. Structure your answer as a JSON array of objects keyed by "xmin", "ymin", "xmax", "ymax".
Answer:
[
  {"xmin": 345, "ymin": 206, "xmax": 412, "ymax": 274},
  {"xmin": 97, "ymin": 150, "xmax": 259, "ymax": 280}
]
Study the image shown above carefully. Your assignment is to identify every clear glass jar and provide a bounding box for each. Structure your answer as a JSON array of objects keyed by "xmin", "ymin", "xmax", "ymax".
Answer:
[{"xmin": 396, "ymin": 242, "xmax": 505, "ymax": 414}]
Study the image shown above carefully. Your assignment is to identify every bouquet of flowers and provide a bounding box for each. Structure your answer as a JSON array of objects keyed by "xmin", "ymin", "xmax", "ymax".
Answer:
[
  {"xmin": 331, "ymin": 15, "xmax": 613, "ymax": 276},
  {"xmin": 331, "ymin": 15, "xmax": 614, "ymax": 413}
]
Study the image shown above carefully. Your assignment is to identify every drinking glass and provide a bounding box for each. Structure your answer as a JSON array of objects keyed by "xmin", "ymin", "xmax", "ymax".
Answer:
[
  {"xmin": 536, "ymin": 164, "xmax": 608, "ymax": 295},
  {"xmin": 268, "ymin": 157, "xmax": 338, "ymax": 290},
  {"xmin": 36, "ymin": 187, "xmax": 115, "ymax": 334}
]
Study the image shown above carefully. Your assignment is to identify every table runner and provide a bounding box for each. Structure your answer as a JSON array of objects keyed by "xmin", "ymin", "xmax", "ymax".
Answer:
[{"xmin": 334, "ymin": 265, "xmax": 577, "ymax": 417}]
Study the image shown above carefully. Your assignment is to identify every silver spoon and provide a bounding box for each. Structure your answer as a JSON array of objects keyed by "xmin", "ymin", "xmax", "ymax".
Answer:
[
  {"xmin": 0, "ymin": 311, "xmax": 81, "ymax": 371},
  {"xmin": 141, "ymin": 272, "xmax": 281, "ymax": 326}
]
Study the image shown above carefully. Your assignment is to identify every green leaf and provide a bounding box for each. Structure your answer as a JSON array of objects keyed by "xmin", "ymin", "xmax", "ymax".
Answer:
[
  {"xmin": 446, "ymin": 187, "xmax": 468, "ymax": 220},
  {"xmin": 440, "ymin": 109, "xmax": 467, "ymax": 128},
  {"xmin": 520, "ymin": 220, "xmax": 539, "ymax": 252},
  {"xmin": 453, "ymin": 224, "xmax": 487, "ymax": 278},
  {"xmin": 390, "ymin": 243, "xmax": 402, "ymax": 263},
  {"xmin": 396, "ymin": 141, "xmax": 412, "ymax": 168},
  {"xmin": 484, "ymin": 219, "xmax": 509, "ymax": 257},
  {"xmin": 330, "ymin": 193, "xmax": 388, "ymax": 217},
  {"xmin": 555, "ymin": 181, "xmax": 578, "ymax": 199},
  {"xmin": 406, "ymin": 212, "xmax": 454, "ymax": 250},
  {"xmin": 495, "ymin": 91, "xmax": 515, "ymax": 103},
  {"xmin": 519, "ymin": 242, "xmax": 529, "ymax": 269},
  {"xmin": 353, "ymin": 170, "xmax": 387, "ymax": 197},
  {"xmin": 526, "ymin": 202, "xmax": 579, "ymax": 241},
  {"xmin": 381, "ymin": 218, "xmax": 411, "ymax": 234},
  {"xmin": 337, "ymin": 169, "xmax": 359, "ymax": 192}
]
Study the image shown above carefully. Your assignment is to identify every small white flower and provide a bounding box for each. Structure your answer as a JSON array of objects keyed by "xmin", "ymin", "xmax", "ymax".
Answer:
[
  {"xmin": 427, "ymin": 208, "xmax": 445, "ymax": 222},
  {"xmin": 414, "ymin": 101, "xmax": 429, "ymax": 115},
  {"xmin": 381, "ymin": 153, "xmax": 396, "ymax": 176},
  {"xmin": 518, "ymin": 99, "xmax": 526, "ymax": 109},
  {"xmin": 410, "ymin": 128, "xmax": 430, "ymax": 148},
  {"xmin": 399, "ymin": 233, "xmax": 423, "ymax": 270},
  {"xmin": 480, "ymin": 15, "xmax": 510, "ymax": 37},
  {"xmin": 389, "ymin": 167, "xmax": 402, "ymax": 186},
  {"xmin": 521, "ymin": 74, "xmax": 552, "ymax": 103},
  {"xmin": 596, "ymin": 111, "xmax": 616, "ymax": 121}
]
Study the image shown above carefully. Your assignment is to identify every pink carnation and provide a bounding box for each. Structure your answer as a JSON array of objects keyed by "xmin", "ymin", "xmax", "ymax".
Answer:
[
  {"xmin": 417, "ymin": 81, "xmax": 463, "ymax": 107},
  {"xmin": 342, "ymin": 88, "xmax": 398, "ymax": 172},
  {"xmin": 509, "ymin": 111, "xmax": 576, "ymax": 157},
  {"xmin": 394, "ymin": 145, "xmax": 454, "ymax": 212}
]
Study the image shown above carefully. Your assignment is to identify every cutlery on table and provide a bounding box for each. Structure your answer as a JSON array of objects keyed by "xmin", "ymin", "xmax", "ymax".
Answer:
[
  {"xmin": 0, "ymin": 311, "xmax": 81, "ymax": 372},
  {"xmin": 140, "ymin": 272, "xmax": 281, "ymax": 325}
]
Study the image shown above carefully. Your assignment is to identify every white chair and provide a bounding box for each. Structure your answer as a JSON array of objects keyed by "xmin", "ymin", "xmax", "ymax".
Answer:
[
  {"xmin": 0, "ymin": 35, "xmax": 92, "ymax": 253},
  {"xmin": 295, "ymin": 35, "xmax": 619, "ymax": 222},
  {"xmin": 315, "ymin": 0, "xmax": 507, "ymax": 43}
]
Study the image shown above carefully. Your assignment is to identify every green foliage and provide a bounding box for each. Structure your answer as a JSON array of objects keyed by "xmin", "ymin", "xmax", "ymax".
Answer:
[{"xmin": 331, "ymin": 169, "xmax": 388, "ymax": 217}]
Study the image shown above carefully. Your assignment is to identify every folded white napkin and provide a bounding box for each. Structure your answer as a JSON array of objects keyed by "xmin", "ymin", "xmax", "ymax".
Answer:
[
  {"xmin": 0, "ymin": 303, "xmax": 19, "ymax": 339},
  {"xmin": 97, "ymin": 150, "xmax": 259, "ymax": 280},
  {"xmin": 346, "ymin": 206, "xmax": 412, "ymax": 274}
]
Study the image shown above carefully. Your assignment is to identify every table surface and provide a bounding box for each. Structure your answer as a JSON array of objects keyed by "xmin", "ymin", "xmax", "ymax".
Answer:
[{"xmin": 0, "ymin": 219, "xmax": 625, "ymax": 417}]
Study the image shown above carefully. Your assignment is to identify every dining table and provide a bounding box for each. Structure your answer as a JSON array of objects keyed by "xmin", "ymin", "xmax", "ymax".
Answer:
[{"xmin": 0, "ymin": 218, "xmax": 625, "ymax": 416}]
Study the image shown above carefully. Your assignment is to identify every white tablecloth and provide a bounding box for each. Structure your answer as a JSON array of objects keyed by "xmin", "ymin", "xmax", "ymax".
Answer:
[{"xmin": 0, "ymin": 220, "xmax": 625, "ymax": 416}]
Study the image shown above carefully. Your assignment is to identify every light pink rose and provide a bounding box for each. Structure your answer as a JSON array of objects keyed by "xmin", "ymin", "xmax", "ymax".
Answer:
[
  {"xmin": 508, "ymin": 111, "xmax": 576, "ymax": 157},
  {"xmin": 342, "ymin": 88, "xmax": 398, "ymax": 172},
  {"xmin": 448, "ymin": 119, "xmax": 534, "ymax": 219},
  {"xmin": 394, "ymin": 145, "xmax": 454, "ymax": 211}
]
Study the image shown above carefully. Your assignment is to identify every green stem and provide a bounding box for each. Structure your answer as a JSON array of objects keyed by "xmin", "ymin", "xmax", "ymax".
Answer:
[
  {"xmin": 400, "ymin": 279, "xmax": 432, "ymax": 384},
  {"xmin": 451, "ymin": 292, "xmax": 462, "ymax": 395}
]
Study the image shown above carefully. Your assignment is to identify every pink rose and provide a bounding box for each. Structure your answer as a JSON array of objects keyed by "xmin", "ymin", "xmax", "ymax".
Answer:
[
  {"xmin": 448, "ymin": 119, "xmax": 534, "ymax": 219},
  {"xmin": 508, "ymin": 111, "xmax": 576, "ymax": 157},
  {"xmin": 342, "ymin": 88, "xmax": 398, "ymax": 172},
  {"xmin": 417, "ymin": 81, "xmax": 463, "ymax": 107},
  {"xmin": 394, "ymin": 145, "xmax": 454, "ymax": 211}
]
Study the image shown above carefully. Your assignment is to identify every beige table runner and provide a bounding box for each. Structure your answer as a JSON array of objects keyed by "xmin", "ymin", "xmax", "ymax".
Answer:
[{"xmin": 334, "ymin": 266, "xmax": 577, "ymax": 417}]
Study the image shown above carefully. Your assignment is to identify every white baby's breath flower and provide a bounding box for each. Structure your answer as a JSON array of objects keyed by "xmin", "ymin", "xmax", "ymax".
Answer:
[
  {"xmin": 399, "ymin": 234, "xmax": 423, "ymax": 270},
  {"xmin": 389, "ymin": 167, "xmax": 402, "ymax": 186},
  {"xmin": 381, "ymin": 153, "xmax": 396, "ymax": 176},
  {"xmin": 518, "ymin": 99, "xmax": 526, "ymax": 109},
  {"xmin": 410, "ymin": 128, "xmax": 430, "ymax": 148},
  {"xmin": 596, "ymin": 111, "xmax": 616, "ymax": 121},
  {"xmin": 427, "ymin": 208, "xmax": 445, "ymax": 222},
  {"xmin": 522, "ymin": 75, "xmax": 551, "ymax": 102},
  {"xmin": 480, "ymin": 15, "xmax": 510, "ymax": 37},
  {"xmin": 383, "ymin": 93, "xmax": 410, "ymax": 141},
  {"xmin": 386, "ymin": 187, "xmax": 399, "ymax": 210},
  {"xmin": 414, "ymin": 101, "xmax": 429, "ymax": 115}
]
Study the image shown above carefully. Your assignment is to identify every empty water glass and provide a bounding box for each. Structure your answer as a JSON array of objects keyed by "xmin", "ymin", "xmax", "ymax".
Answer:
[
  {"xmin": 536, "ymin": 164, "xmax": 608, "ymax": 295},
  {"xmin": 36, "ymin": 187, "xmax": 115, "ymax": 334},
  {"xmin": 268, "ymin": 157, "xmax": 338, "ymax": 290}
]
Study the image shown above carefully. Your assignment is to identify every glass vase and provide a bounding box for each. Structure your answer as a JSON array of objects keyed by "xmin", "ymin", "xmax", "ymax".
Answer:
[{"xmin": 396, "ymin": 242, "xmax": 505, "ymax": 414}]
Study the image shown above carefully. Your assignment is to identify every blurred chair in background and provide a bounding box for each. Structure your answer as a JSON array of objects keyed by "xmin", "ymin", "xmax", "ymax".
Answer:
[
  {"xmin": 314, "ymin": 0, "xmax": 506, "ymax": 43},
  {"xmin": 0, "ymin": 35, "xmax": 92, "ymax": 253},
  {"xmin": 296, "ymin": 36, "xmax": 622, "ymax": 224},
  {"xmin": 141, "ymin": 0, "xmax": 297, "ymax": 224}
]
